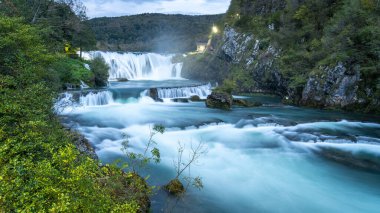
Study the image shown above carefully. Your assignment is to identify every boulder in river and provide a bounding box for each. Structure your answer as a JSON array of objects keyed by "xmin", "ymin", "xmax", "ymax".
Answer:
[
  {"xmin": 206, "ymin": 92, "xmax": 233, "ymax": 110},
  {"xmin": 164, "ymin": 178, "xmax": 185, "ymax": 196},
  {"xmin": 190, "ymin": 95, "xmax": 202, "ymax": 102}
]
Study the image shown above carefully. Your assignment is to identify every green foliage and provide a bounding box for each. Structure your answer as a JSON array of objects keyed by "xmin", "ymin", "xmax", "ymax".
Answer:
[
  {"xmin": 0, "ymin": 16, "xmax": 140, "ymax": 213},
  {"xmin": 224, "ymin": 0, "xmax": 380, "ymax": 103},
  {"xmin": 87, "ymin": 14, "xmax": 223, "ymax": 53},
  {"xmin": 165, "ymin": 142, "xmax": 206, "ymax": 196},
  {"xmin": 164, "ymin": 179, "xmax": 185, "ymax": 196},
  {"xmin": 229, "ymin": 66, "xmax": 254, "ymax": 92},
  {"xmin": 88, "ymin": 56, "xmax": 110, "ymax": 87},
  {"xmin": 0, "ymin": 0, "xmax": 96, "ymax": 53},
  {"xmin": 181, "ymin": 52, "xmax": 231, "ymax": 83},
  {"xmin": 121, "ymin": 124, "xmax": 165, "ymax": 173},
  {"xmin": 214, "ymin": 79, "xmax": 237, "ymax": 94},
  {"xmin": 51, "ymin": 55, "xmax": 95, "ymax": 88}
]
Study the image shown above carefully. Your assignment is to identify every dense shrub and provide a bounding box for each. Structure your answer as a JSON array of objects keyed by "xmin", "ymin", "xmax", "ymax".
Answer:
[{"xmin": 89, "ymin": 56, "xmax": 110, "ymax": 87}]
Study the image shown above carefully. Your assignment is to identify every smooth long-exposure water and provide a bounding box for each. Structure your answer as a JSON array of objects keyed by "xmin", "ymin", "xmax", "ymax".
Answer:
[{"xmin": 57, "ymin": 52, "xmax": 380, "ymax": 212}]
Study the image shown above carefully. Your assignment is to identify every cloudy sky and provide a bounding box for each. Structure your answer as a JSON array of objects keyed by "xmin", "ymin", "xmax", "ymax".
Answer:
[{"xmin": 83, "ymin": 0, "xmax": 231, "ymax": 18}]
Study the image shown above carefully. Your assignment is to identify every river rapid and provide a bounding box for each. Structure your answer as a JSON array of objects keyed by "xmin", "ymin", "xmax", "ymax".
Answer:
[{"xmin": 57, "ymin": 52, "xmax": 380, "ymax": 213}]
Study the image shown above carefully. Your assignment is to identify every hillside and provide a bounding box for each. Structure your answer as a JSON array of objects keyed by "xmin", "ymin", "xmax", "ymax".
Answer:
[
  {"xmin": 182, "ymin": 0, "xmax": 380, "ymax": 114},
  {"xmin": 87, "ymin": 13, "xmax": 224, "ymax": 53}
]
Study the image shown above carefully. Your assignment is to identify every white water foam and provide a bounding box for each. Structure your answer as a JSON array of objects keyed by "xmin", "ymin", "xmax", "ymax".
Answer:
[
  {"xmin": 79, "ymin": 91, "xmax": 114, "ymax": 106},
  {"xmin": 157, "ymin": 83, "xmax": 212, "ymax": 99},
  {"xmin": 82, "ymin": 51, "xmax": 183, "ymax": 81}
]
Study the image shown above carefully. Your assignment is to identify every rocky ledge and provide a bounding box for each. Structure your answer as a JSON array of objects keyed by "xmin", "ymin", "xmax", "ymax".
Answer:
[{"xmin": 69, "ymin": 130, "xmax": 98, "ymax": 160}]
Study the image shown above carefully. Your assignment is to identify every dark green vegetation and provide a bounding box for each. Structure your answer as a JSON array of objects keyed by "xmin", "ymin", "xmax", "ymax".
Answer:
[
  {"xmin": 87, "ymin": 13, "xmax": 223, "ymax": 53},
  {"xmin": 183, "ymin": 0, "xmax": 380, "ymax": 114},
  {"xmin": 0, "ymin": 1, "xmax": 145, "ymax": 212},
  {"xmin": 164, "ymin": 179, "xmax": 185, "ymax": 196}
]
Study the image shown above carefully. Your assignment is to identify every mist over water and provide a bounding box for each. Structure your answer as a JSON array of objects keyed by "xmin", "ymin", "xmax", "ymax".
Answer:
[{"xmin": 57, "ymin": 52, "xmax": 380, "ymax": 212}]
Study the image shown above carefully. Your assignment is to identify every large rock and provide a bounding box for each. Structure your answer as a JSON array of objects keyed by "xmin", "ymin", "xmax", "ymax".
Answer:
[
  {"xmin": 147, "ymin": 88, "xmax": 163, "ymax": 102},
  {"xmin": 206, "ymin": 92, "xmax": 233, "ymax": 110},
  {"xmin": 190, "ymin": 95, "xmax": 202, "ymax": 102},
  {"xmin": 300, "ymin": 63, "xmax": 362, "ymax": 109},
  {"xmin": 220, "ymin": 27, "xmax": 287, "ymax": 95},
  {"xmin": 148, "ymin": 88, "xmax": 159, "ymax": 100}
]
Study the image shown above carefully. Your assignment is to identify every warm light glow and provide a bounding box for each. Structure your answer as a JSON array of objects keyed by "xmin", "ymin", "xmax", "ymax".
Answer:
[
  {"xmin": 212, "ymin": 26, "xmax": 218, "ymax": 34},
  {"xmin": 198, "ymin": 45, "xmax": 206, "ymax": 52}
]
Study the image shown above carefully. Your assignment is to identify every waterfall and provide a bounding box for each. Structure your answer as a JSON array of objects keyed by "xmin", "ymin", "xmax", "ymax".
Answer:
[
  {"xmin": 55, "ymin": 91, "xmax": 115, "ymax": 112},
  {"xmin": 79, "ymin": 91, "xmax": 114, "ymax": 106},
  {"xmin": 157, "ymin": 83, "xmax": 212, "ymax": 99},
  {"xmin": 54, "ymin": 92, "xmax": 75, "ymax": 113},
  {"xmin": 82, "ymin": 51, "xmax": 183, "ymax": 81},
  {"xmin": 80, "ymin": 80, "xmax": 90, "ymax": 89}
]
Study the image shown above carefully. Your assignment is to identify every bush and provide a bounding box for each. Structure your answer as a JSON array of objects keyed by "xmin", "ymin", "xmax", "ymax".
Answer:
[
  {"xmin": 89, "ymin": 56, "xmax": 110, "ymax": 87},
  {"xmin": 51, "ymin": 55, "xmax": 95, "ymax": 88},
  {"xmin": 214, "ymin": 79, "xmax": 237, "ymax": 94}
]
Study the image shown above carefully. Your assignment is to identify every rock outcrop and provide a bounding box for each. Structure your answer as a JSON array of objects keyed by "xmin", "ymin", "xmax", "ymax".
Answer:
[
  {"xmin": 206, "ymin": 92, "xmax": 233, "ymax": 110},
  {"xmin": 301, "ymin": 63, "xmax": 362, "ymax": 109},
  {"xmin": 220, "ymin": 26, "xmax": 286, "ymax": 95},
  {"xmin": 182, "ymin": 0, "xmax": 379, "ymax": 114},
  {"xmin": 70, "ymin": 131, "xmax": 98, "ymax": 160}
]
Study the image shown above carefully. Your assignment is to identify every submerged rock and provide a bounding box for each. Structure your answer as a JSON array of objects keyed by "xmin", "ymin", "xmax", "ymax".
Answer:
[
  {"xmin": 148, "ymin": 88, "xmax": 159, "ymax": 101},
  {"xmin": 164, "ymin": 178, "xmax": 185, "ymax": 196},
  {"xmin": 206, "ymin": 92, "xmax": 233, "ymax": 110},
  {"xmin": 190, "ymin": 95, "xmax": 202, "ymax": 102},
  {"xmin": 116, "ymin": 78, "xmax": 129, "ymax": 82},
  {"xmin": 233, "ymin": 99, "xmax": 250, "ymax": 107},
  {"xmin": 172, "ymin": 98, "xmax": 189, "ymax": 103},
  {"xmin": 232, "ymin": 99, "xmax": 263, "ymax": 107},
  {"xmin": 316, "ymin": 146, "xmax": 380, "ymax": 172}
]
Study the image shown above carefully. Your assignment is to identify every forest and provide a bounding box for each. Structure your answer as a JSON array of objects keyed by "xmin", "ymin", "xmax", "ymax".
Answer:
[{"xmin": 87, "ymin": 13, "xmax": 223, "ymax": 53}]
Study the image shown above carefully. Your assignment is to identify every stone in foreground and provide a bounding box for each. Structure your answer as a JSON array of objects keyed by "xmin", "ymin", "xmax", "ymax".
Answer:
[
  {"xmin": 206, "ymin": 92, "xmax": 233, "ymax": 110},
  {"xmin": 164, "ymin": 178, "xmax": 185, "ymax": 196}
]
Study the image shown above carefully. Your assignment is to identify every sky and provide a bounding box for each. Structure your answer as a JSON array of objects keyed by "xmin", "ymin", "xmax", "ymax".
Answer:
[{"xmin": 83, "ymin": 0, "xmax": 231, "ymax": 18}]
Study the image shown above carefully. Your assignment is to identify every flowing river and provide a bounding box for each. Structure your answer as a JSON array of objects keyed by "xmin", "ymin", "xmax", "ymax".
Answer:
[{"xmin": 57, "ymin": 52, "xmax": 380, "ymax": 212}]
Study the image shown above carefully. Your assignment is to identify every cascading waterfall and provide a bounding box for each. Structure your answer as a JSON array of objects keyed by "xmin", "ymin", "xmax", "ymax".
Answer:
[
  {"xmin": 157, "ymin": 83, "xmax": 212, "ymax": 99},
  {"xmin": 79, "ymin": 91, "xmax": 114, "ymax": 106},
  {"xmin": 82, "ymin": 51, "xmax": 183, "ymax": 81},
  {"xmin": 55, "ymin": 91, "xmax": 115, "ymax": 111}
]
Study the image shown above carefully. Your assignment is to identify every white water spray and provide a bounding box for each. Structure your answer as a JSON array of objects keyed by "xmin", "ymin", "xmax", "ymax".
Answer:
[
  {"xmin": 157, "ymin": 83, "xmax": 212, "ymax": 99},
  {"xmin": 79, "ymin": 91, "xmax": 114, "ymax": 106},
  {"xmin": 82, "ymin": 51, "xmax": 183, "ymax": 81}
]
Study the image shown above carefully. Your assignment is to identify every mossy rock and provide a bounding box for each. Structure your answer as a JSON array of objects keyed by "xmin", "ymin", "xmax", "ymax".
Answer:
[
  {"xmin": 164, "ymin": 178, "xmax": 185, "ymax": 196},
  {"xmin": 206, "ymin": 92, "xmax": 233, "ymax": 110},
  {"xmin": 190, "ymin": 95, "xmax": 202, "ymax": 102},
  {"xmin": 98, "ymin": 168, "xmax": 151, "ymax": 213}
]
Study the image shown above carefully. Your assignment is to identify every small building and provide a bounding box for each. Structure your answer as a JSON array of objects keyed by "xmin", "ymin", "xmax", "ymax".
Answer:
[{"xmin": 196, "ymin": 42, "xmax": 208, "ymax": 53}]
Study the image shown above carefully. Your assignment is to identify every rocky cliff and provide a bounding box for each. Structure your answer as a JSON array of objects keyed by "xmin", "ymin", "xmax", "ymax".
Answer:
[{"xmin": 182, "ymin": 0, "xmax": 380, "ymax": 114}]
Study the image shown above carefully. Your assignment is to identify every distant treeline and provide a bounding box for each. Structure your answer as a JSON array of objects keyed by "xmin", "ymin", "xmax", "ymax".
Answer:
[{"xmin": 87, "ymin": 13, "xmax": 224, "ymax": 53}]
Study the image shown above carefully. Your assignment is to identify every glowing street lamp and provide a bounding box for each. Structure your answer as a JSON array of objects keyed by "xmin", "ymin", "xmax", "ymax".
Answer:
[{"xmin": 212, "ymin": 25, "xmax": 218, "ymax": 34}]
